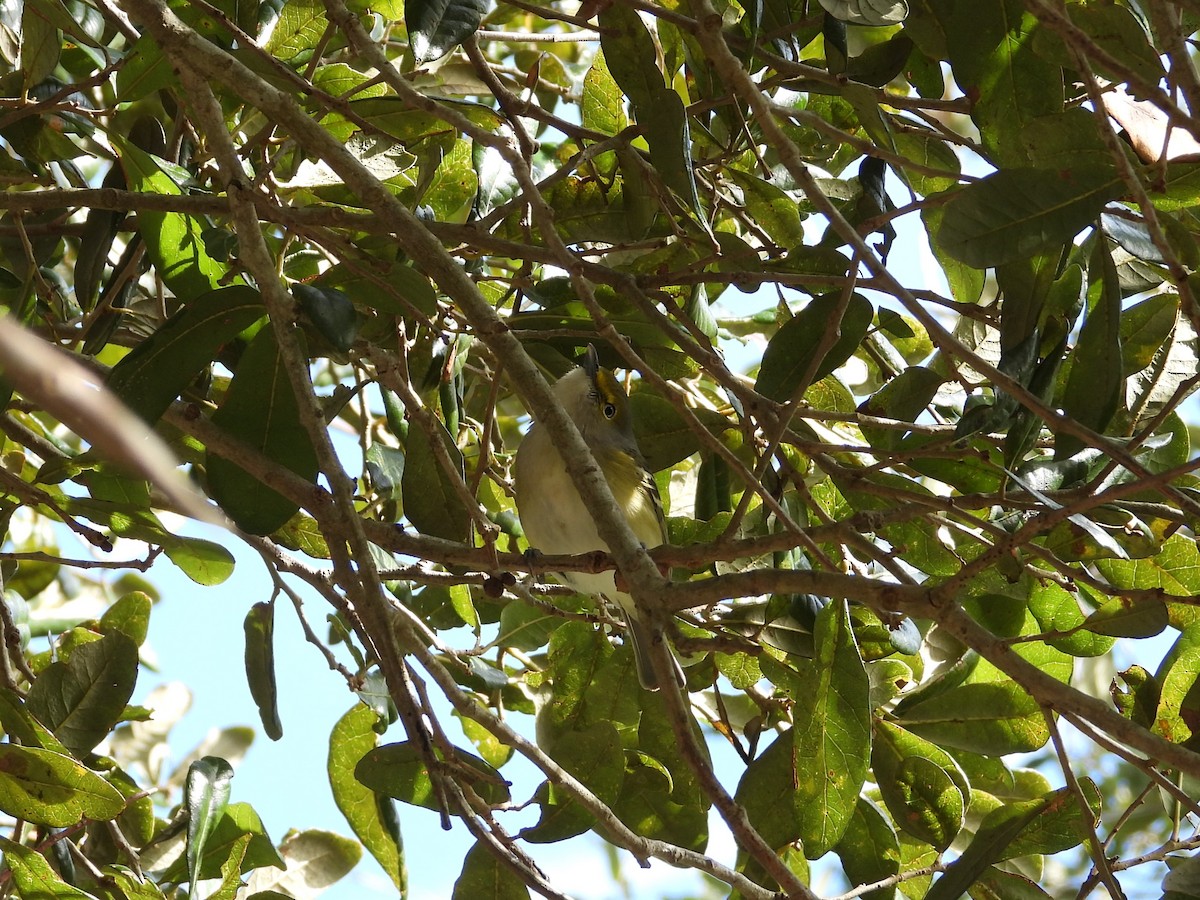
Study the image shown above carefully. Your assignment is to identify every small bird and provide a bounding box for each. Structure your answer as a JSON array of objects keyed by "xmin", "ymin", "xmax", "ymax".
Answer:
[{"xmin": 514, "ymin": 346, "xmax": 682, "ymax": 690}]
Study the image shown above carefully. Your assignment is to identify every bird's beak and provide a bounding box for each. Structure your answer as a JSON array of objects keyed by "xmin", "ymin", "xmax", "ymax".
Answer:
[{"xmin": 583, "ymin": 344, "xmax": 600, "ymax": 379}]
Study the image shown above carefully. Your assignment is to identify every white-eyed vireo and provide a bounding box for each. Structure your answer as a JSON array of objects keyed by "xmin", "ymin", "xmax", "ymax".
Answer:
[{"xmin": 514, "ymin": 345, "xmax": 682, "ymax": 690}]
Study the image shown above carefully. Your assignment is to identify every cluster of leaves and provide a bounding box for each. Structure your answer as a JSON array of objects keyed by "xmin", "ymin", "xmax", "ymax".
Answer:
[{"xmin": 2, "ymin": 0, "xmax": 1200, "ymax": 897}]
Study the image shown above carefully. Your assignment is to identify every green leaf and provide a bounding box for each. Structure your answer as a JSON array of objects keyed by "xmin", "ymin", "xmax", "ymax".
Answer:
[
  {"xmin": 206, "ymin": 327, "xmax": 320, "ymax": 535},
  {"xmin": 263, "ymin": 0, "xmax": 327, "ymax": 61},
  {"xmin": 789, "ymin": 601, "xmax": 871, "ymax": 856},
  {"xmin": 834, "ymin": 797, "xmax": 900, "ymax": 900},
  {"xmin": 598, "ymin": 3, "xmax": 663, "ymax": 114},
  {"xmin": 939, "ymin": 167, "xmax": 1122, "ymax": 268},
  {"xmin": 185, "ymin": 756, "xmax": 234, "ymax": 897},
  {"xmin": 244, "ymin": 601, "xmax": 283, "ymax": 741},
  {"xmin": 1121, "ymin": 292, "xmax": 1179, "ymax": 375},
  {"xmin": 755, "ymin": 293, "xmax": 874, "ymax": 402},
  {"xmin": 1059, "ymin": 238, "xmax": 1123, "ymax": 455},
  {"xmin": 244, "ymin": 830, "xmax": 363, "ymax": 897},
  {"xmin": 294, "ymin": 283, "xmax": 360, "ymax": 353},
  {"xmin": 1083, "ymin": 595, "xmax": 1169, "ymax": 639},
  {"xmin": 107, "ymin": 286, "xmax": 265, "ymax": 423},
  {"xmin": 0, "ymin": 837, "xmax": 94, "ymax": 898},
  {"xmin": 0, "ymin": 745, "xmax": 125, "ymax": 826},
  {"xmin": 613, "ymin": 693, "xmax": 709, "ymax": 850},
  {"xmin": 522, "ymin": 721, "xmax": 624, "ymax": 843},
  {"xmin": 161, "ymin": 802, "xmax": 286, "ymax": 882},
  {"xmin": 329, "ymin": 703, "xmax": 406, "ymax": 892},
  {"xmin": 643, "ymin": 85, "xmax": 702, "ymax": 219},
  {"xmin": 818, "ymin": 0, "xmax": 906, "ymax": 26},
  {"xmin": 734, "ymin": 733, "xmax": 801, "ymax": 851},
  {"xmin": 452, "ymin": 839, "xmax": 531, "ymax": 900},
  {"xmin": 355, "ymin": 742, "xmax": 510, "ymax": 809},
  {"xmin": 26, "ymin": 631, "xmax": 139, "ymax": 756},
  {"xmin": 582, "ymin": 52, "xmax": 628, "ymax": 136},
  {"xmin": 1098, "ymin": 535, "xmax": 1200, "ymax": 630},
  {"xmin": 727, "ymin": 168, "xmax": 805, "ymax": 249},
  {"xmin": 1154, "ymin": 624, "xmax": 1200, "ymax": 747},
  {"xmin": 401, "ymin": 417, "xmax": 471, "ymax": 541},
  {"xmin": 406, "ymin": 0, "xmax": 486, "ymax": 62},
  {"xmin": 100, "ymin": 591, "xmax": 152, "ymax": 646},
  {"xmin": 116, "ymin": 139, "xmax": 233, "ymax": 302},
  {"xmin": 871, "ymin": 720, "xmax": 967, "ymax": 849}
]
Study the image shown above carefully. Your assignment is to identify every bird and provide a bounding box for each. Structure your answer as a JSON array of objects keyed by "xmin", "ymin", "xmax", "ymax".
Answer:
[{"xmin": 514, "ymin": 345, "xmax": 683, "ymax": 690}]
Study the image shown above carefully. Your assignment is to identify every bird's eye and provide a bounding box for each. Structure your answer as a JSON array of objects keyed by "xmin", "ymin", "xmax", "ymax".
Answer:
[{"xmin": 603, "ymin": 402, "xmax": 617, "ymax": 419}]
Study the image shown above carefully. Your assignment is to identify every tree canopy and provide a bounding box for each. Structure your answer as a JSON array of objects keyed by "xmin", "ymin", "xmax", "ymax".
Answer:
[{"xmin": 2, "ymin": 0, "xmax": 1200, "ymax": 897}]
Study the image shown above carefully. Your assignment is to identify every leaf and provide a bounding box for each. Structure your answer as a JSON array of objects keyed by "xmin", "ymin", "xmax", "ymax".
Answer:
[
  {"xmin": 185, "ymin": 756, "xmax": 234, "ymax": 897},
  {"xmin": 817, "ymin": 0, "xmax": 906, "ymax": 26},
  {"xmin": 522, "ymin": 721, "xmax": 624, "ymax": 843},
  {"xmin": 1154, "ymin": 624, "xmax": 1200, "ymax": 747},
  {"xmin": 0, "ymin": 745, "xmax": 125, "ymax": 826},
  {"xmin": 244, "ymin": 601, "xmax": 283, "ymax": 741},
  {"xmin": 755, "ymin": 293, "xmax": 874, "ymax": 402},
  {"xmin": 206, "ymin": 327, "xmax": 320, "ymax": 535},
  {"xmin": 734, "ymin": 734, "xmax": 801, "ymax": 851},
  {"xmin": 161, "ymin": 802, "xmax": 286, "ymax": 882},
  {"xmin": 293, "ymin": 283, "xmax": 359, "ymax": 353},
  {"xmin": 100, "ymin": 591, "xmax": 152, "ymax": 646},
  {"xmin": 598, "ymin": 3, "xmax": 663, "ymax": 114},
  {"xmin": 263, "ymin": 0, "xmax": 327, "ymax": 62},
  {"xmin": 107, "ymin": 285, "xmax": 264, "ymax": 423},
  {"xmin": 1059, "ymin": 238, "xmax": 1123, "ymax": 455},
  {"xmin": 115, "ymin": 139, "xmax": 233, "ymax": 303},
  {"xmin": 790, "ymin": 601, "xmax": 871, "ymax": 856},
  {"xmin": 0, "ymin": 837, "xmax": 94, "ymax": 898},
  {"xmin": 355, "ymin": 742, "xmax": 510, "ymax": 809},
  {"xmin": 582, "ymin": 52, "xmax": 628, "ymax": 137},
  {"xmin": 244, "ymin": 830, "xmax": 363, "ymax": 898},
  {"xmin": 833, "ymin": 798, "xmax": 900, "ymax": 900},
  {"xmin": 871, "ymin": 720, "xmax": 967, "ymax": 849},
  {"xmin": 1083, "ymin": 595, "xmax": 1169, "ymax": 639},
  {"xmin": 26, "ymin": 631, "xmax": 139, "ymax": 756},
  {"xmin": 406, "ymin": 0, "xmax": 486, "ymax": 62},
  {"xmin": 1121, "ymin": 292, "xmax": 1179, "ymax": 376},
  {"xmin": 401, "ymin": 417, "xmax": 471, "ymax": 541},
  {"xmin": 727, "ymin": 168, "xmax": 805, "ymax": 249},
  {"xmin": 452, "ymin": 839, "xmax": 531, "ymax": 899},
  {"xmin": 329, "ymin": 703, "xmax": 405, "ymax": 892},
  {"xmin": 939, "ymin": 167, "xmax": 1123, "ymax": 268},
  {"xmin": 642, "ymin": 85, "xmax": 702, "ymax": 219}
]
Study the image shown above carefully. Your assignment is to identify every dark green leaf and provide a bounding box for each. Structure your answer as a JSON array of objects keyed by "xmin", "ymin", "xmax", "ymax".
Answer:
[
  {"xmin": 294, "ymin": 283, "xmax": 359, "ymax": 353},
  {"xmin": 107, "ymin": 285, "xmax": 264, "ymax": 423},
  {"xmin": 939, "ymin": 167, "xmax": 1122, "ymax": 268},
  {"xmin": 522, "ymin": 721, "xmax": 624, "ymax": 843},
  {"xmin": 26, "ymin": 630, "xmax": 139, "ymax": 756},
  {"xmin": 401, "ymin": 417, "xmax": 471, "ymax": 541},
  {"xmin": 206, "ymin": 327, "xmax": 320, "ymax": 535},
  {"xmin": 755, "ymin": 293, "xmax": 874, "ymax": 402},
  {"xmin": 244, "ymin": 601, "xmax": 282, "ymax": 741},
  {"xmin": 872, "ymin": 720, "xmax": 966, "ymax": 849},
  {"xmin": 834, "ymin": 798, "xmax": 900, "ymax": 900},
  {"xmin": 598, "ymin": 3, "xmax": 663, "ymax": 114},
  {"xmin": 452, "ymin": 840, "xmax": 531, "ymax": 899},
  {"xmin": 355, "ymin": 742, "xmax": 510, "ymax": 809},
  {"xmin": 407, "ymin": 0, "xmax": 486, "ymax": 62}
]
